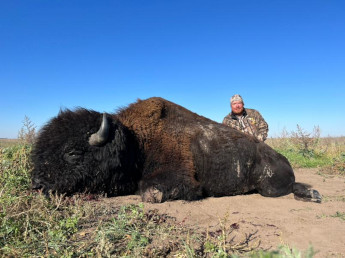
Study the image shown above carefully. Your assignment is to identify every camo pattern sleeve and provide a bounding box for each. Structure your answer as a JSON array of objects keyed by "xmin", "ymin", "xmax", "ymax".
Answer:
[
  {"xmin": 222, "ymin": 113, "xmax": 241, "ymax": 131},
  {"xmin": 245, "ymin": 109, "xmax": 269, "ymax": 141}
]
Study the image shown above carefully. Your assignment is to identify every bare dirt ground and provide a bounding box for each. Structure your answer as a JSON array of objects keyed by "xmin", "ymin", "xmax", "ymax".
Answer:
[{"xmin": 102, "ymin": 168, "xmax": 345, "ymax": 257}]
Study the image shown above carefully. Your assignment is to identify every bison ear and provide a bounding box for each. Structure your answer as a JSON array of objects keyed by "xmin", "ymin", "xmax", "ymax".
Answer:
[{"xmin": 89, "ymin": 113, "xmax": 110, "ymax": 146}]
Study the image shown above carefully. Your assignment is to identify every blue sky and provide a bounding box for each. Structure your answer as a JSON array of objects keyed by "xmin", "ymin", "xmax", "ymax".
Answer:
[{"xmin": 1, "ymin": 0, "xmax": 344, "ymax": 138}]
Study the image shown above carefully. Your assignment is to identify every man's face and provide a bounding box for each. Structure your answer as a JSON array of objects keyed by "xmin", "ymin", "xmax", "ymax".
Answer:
[{"xmin": 231, "ymin": 101, "xmax": 244, "ymax": 115}]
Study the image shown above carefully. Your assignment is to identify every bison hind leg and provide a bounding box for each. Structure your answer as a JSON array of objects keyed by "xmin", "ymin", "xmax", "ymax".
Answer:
[{"xmin": 293, "ymin": 183, "xmax": 322, "ymax": 203}]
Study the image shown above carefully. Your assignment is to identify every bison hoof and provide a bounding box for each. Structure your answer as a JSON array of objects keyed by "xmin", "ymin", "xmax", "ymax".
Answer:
[
  {"xmin": 142, "ymin": 187, "xmax": 163, "ymax": 203},
  {"xmin": 311, "ymin": 189, "xmax": 322, "ymax": 203}
]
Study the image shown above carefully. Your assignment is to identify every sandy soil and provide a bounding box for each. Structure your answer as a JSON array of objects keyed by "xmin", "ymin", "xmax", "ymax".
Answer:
[{"xmin": 102, "ymin": 168, "xmax": 345, "ymax": 257}]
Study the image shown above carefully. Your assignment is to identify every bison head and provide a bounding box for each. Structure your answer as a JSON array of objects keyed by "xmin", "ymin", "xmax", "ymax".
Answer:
[{"xmin": 31, "ymin": 108, "xmax": 141, "ymax": 196}]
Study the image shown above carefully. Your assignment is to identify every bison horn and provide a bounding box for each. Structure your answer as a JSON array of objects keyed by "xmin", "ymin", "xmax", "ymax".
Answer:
[{"xmin": 89, "ymin": 113, "xmax": 110, "ymax": 146}]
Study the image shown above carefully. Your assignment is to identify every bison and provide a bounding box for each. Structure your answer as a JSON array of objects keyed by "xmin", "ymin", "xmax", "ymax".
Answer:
[{"xmin": 31, "ymin": 97, "xmax": 321, "ymax": 203}]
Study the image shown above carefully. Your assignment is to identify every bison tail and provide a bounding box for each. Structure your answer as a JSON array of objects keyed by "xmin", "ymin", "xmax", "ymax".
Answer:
[{"xmin": 293, "ymin": 183, "xmax": 322, "ymax": 203}]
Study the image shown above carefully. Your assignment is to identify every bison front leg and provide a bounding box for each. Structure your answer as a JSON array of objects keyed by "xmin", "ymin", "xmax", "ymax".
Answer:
[
  {"xmin": 139, "ymin": 169, "xmax": 202, "ymax": 203},
  {"xmin": 141, "ymin": 185, "xmax": 164, "ymax": 203}
]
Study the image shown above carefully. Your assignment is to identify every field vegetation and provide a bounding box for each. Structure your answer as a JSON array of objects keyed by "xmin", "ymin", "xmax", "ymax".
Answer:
[
  {"xmin": 0, "ymin": 122, "xmax": 343, "ymax": 257},
  {"xmin": 266, "ymin": 125, "xmax": 345, "ymax": 175}
]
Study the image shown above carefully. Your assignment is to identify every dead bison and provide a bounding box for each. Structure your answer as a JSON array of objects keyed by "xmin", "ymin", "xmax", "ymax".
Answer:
[{"xmin": 31, "ymin": 97, "xmax": 321, "ymax": 203}]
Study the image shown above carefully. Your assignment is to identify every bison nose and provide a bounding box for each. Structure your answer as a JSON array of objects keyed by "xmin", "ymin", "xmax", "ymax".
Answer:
[
  {"xmin": 32, "ymin": 184, "xmax": 42, "ymax": 190},
  {"xmin": 32, "ymin": 179, "xmax": 43, "ymax": 190}
]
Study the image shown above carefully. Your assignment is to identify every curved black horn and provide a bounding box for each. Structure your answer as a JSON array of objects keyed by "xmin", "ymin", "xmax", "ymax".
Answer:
[{"xmin": 89, "ymin": 113, "xmax": 110, "ymax": 146}]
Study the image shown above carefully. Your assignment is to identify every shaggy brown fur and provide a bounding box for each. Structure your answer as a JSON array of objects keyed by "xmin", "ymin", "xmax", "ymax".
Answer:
[{"xmin": 117, "ymin": 98, "xmax": 206, "ymax": 201}]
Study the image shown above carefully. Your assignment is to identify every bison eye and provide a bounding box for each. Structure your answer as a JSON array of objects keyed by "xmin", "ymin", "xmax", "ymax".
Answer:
[
  {"xmin": 68, "ymin": 150, "xmax": 83, "ymax": 156},
  {"xmin": 64, "ymin": 150, "xmax": 84, "ymax": 164}
]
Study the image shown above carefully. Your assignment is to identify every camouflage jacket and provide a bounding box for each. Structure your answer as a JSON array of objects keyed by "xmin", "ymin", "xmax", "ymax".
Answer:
[{"xmin": 222, "ymin": 108, "xmax": 268, "ymax": 141}]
